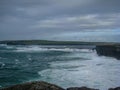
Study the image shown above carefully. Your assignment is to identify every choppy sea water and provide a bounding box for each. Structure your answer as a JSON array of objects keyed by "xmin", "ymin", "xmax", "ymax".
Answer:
[{"xmin": 0, "ymin": 44, "xmax": 120, "ymax": 90}]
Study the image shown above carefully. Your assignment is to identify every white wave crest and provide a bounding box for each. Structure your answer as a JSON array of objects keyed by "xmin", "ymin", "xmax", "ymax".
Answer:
[
  {"xmin": 14, "ymin": 45, "xmax": 92, "ymax": 52},
  {"xmin": 0, "ymin": 44, "xmax": 7, "ymax": 47},
  {"xmin": 0, "ymin": 62, "xmax": 5, "ymax": 68}
]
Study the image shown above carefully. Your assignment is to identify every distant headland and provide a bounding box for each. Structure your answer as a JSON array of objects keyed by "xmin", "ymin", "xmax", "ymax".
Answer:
[{"xmin": 0, "ymin": 40, "xmax": 120, "ymax": 46}]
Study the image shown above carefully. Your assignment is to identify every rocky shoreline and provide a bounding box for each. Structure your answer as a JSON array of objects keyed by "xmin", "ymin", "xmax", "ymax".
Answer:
[
  {"xmin": 96, "ymin": 45, "xmax": 120, "ymax": 60},
  {"xmin": 0, "ymin": 81, "xmax": 120, "ymax": 90}
]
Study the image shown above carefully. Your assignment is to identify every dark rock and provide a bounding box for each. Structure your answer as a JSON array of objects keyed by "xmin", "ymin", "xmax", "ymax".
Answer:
[
  {"xmin": 66, "ymin": 86, "xmax": 99, "ymax": 90},
  {"xmin": 96, "ymin": 45, "xmax": 120, "ymax": 60},
  {"xmin": 108, "ymin": 87, "xmax": 120, "ymax": 90},
  {"xmin": 1, "ymin": 81, "xmax": 120, "ymax": 90},
  {"xmin": 0, "ymin": 81, "xmax": 65, "ymax": 90}
]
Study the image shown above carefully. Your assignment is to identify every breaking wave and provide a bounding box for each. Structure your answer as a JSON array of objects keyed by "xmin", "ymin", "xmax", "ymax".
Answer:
[{"xmin": 13, "ymin": 45, "xmax": 92, "ymax": 53}]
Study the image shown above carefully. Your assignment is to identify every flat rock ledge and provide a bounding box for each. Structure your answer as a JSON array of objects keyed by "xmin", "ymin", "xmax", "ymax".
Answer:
[{"xmin": 0, "ymin": 81, "xmax": 120, "ymax": 90}]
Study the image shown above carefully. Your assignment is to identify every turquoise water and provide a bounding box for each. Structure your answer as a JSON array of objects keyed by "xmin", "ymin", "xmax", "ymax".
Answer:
[{"xmin": 0, "ymin": 45, "xmax": 120, "ymax": 90}]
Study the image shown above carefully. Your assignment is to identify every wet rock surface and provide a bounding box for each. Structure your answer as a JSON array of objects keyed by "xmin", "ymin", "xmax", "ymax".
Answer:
[
  {"xmin": 0, "ymin": 81, "xmax": 64, "ymax": 90},
  {"xmin": 108, "ymin": 87, "xmax": 120, "ymax": 90},
  {"xmin": 96, "ymin": 45, "xmax": 120, "ymax": 60},
  {"xmin": 0, "ymin": 81, "xmax": 120, "ymax": 90},
  {"xmin": 66, "ymin": 87, "xmax": 98, "ymax": 90}
]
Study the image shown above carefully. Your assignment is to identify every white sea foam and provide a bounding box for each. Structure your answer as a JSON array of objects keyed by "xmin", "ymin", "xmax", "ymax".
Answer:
[
  {"xmin": 0, "ymin": 62, "xmax": 5, "ymax": 68},
  {"xmin": 38, "ymin": 51, "xmax": 120, "ymax": 90},
  {"xmin": 0, "ymin": 45, "xmax": 93, "ymax": 53},
  {"xmin": 6, "ymin": 45, "xmax": 14, "ymax": 49},
  {"xmin": 0, "ymin": 44, "xmax": 7, "ymax": 47},
  {"xmin": 15, "ymin": 46, "xmax": 45, "ymax": 52},
  {"xmin": 14, "ymin": 45, "xmax": 92, "ymax": 53},
  {"xmin": 0, "ymin": 44, "xmax": 16, "ymax": 50}
]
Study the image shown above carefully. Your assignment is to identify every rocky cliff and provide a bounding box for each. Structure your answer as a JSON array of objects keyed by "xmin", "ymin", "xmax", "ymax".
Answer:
[
  {"xmin": 0, "ymin": 81, "xmax": 120, "ymax": 90},
  {"xmin": 96, "ymin": 45, "xmax": 120, "ymax": 60}
]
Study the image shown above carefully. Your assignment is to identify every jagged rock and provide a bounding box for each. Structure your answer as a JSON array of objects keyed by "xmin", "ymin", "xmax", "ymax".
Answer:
[
  {"xmin": 0, "ymin": 81, "xmax": 120, "ymax": 90},
  {"xmin": 109, "ymin": 87, "xmax": 120, "ymax": 90},
  {"xmin": 67, "ymin": 86, "xmax": 99, "ymax": 90},
  {"xmin": 96, "ymin": 45, "xmax": 120, "ymax": 60},
  {"xmin": 0, "ymin": 81, "xmax": 65, "ymax": 90}
]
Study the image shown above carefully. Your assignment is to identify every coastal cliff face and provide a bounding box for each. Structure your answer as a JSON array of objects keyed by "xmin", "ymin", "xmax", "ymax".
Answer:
[
  {"xmin": 96, "ymin": 45, "xmax": 120, "ymax": 60},
  {"xmin": 0, "ymin": 81, "xmax": 64, "ymax": 90},
  {"xmin": 0, "ymin": 81, "xmax": 120, "ymax": 90}
]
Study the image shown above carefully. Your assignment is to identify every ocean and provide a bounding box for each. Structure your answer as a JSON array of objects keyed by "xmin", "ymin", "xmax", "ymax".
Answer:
[{"xmin": 0, "ymin": 44, "xmax": 120, "ymax": 90}]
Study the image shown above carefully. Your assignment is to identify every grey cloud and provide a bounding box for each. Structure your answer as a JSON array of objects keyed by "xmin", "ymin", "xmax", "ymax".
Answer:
[
  {"xmin": 1, "ymin": 0, "xmax": 120, "ymax": 18},
  {"xmin": 31, "ymin": 13, "xmax": 120, "ymax": 30},
  {"xmin": 0, "ymin": 0, "xmax": 120, "ymax": 41}
]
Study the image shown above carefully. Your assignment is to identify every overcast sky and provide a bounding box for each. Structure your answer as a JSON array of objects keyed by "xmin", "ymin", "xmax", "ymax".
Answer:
[{"xmin": 0, "ymin": 0, "xmax": 120, "ymax": 42}]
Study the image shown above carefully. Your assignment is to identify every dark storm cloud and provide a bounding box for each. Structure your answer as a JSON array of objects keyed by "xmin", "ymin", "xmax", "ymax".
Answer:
[{"xmin": 0, "ymin": 0, "xmax": 120, "ymax": 40}]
